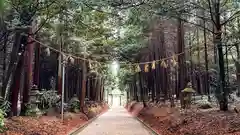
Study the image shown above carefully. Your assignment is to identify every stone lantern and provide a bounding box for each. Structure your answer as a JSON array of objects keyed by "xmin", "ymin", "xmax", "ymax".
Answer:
[
  {"xmin": 26, "ymin": 85, "xmax": 43, "ymax": 116},
  {"xmin": 181, "ymin": 82, "xmax": 195, "ymax": 109}
]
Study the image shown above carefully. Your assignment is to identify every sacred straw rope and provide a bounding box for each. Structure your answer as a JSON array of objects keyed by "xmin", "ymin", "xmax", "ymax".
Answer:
[{"xmin": 23, "ymin": 34, "xmax": 215, "ymax": 67}]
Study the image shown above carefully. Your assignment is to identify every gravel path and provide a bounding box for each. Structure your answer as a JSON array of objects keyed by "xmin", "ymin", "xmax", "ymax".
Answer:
[{"xmin": 77, "ymin": 107, "xmax": 154, "ymax": 135}]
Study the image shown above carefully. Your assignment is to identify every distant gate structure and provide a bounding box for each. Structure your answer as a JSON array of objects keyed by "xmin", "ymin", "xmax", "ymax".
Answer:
[{"xmin": 108, "ymin": 89, "xmax": 124, "ymax": 107}]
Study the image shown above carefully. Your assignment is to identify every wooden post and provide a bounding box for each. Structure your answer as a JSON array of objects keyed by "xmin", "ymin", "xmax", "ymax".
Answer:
[
  {"xmin": 61, "ymin": 59, "xmax": 65, "ymax": 122},
  {"xmin": 80, "ymin": 46, "xmax": 87, "ymax": 110}
]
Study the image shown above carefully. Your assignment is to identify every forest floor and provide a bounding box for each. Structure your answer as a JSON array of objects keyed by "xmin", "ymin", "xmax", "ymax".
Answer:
[
  {"xmin": 1, "ymin": 102, "xmax": 109, "ymax": 135},
  {"xmin": 126, "ymin": 101, "xmax": 240, "ymax": 135}
]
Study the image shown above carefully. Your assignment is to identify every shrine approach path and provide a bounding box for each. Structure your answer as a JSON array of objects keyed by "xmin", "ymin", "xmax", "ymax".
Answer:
[{"xmin": 76, "ymin": 106, "xmax": 154, "ymax": 135}]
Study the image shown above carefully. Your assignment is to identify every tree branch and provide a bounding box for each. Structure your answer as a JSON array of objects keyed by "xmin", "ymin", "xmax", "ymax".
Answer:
[
  {"xmin": 151, "ymin": 10, "xmax": 214, "ymax": 33},
  {"xmin": 110, "ymin": 0, "xmax": 146, "ymax": 9},
  {"xmin": 181, "ymin": 11, "xmax": 212, "ymax": 23},
  {"xmin": 32, "ymin": 8, "xmax": 64, "ymax": 35},
  {"xmin": 83, "ymin": 3, "xmax": 120, "ymax": 17},
  {"xmin": 207, "ymin": 0, "xmax": 217, "ymax": 26},
  {"xmin": 36, "ymin": 0, "xmax": 56, "ymax": 11},
  {"xmin": 221, "ymin": 10, "xmax": 240, "ymax": 25}
]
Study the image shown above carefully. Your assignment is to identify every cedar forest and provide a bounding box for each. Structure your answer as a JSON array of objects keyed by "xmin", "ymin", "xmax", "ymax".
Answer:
[{"xmin": 0, "ymin": 0, "xmax": 240, "ymax": 135}]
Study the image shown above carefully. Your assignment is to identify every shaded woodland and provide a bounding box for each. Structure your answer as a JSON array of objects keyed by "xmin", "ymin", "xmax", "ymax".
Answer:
[{"xmin": 0, "ymin": 0, "xmax": 240, "ymax": 134}]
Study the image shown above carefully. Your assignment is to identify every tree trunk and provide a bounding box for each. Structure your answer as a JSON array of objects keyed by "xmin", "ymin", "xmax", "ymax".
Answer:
[
  {"xmin": 155, "ymin": 48, "xmax": 160, "ymax": 101},
  {"xmin": 96, "ymin": 78, "xmax": 101, "ymax": 101},
  {"xmin": 100, "ymin": 80, "xmax": 104, "ymax": 101},
  {"xmin": 22, "ymin": 29, "xmax": 35, "ymax": 111},
  {"xmin": 169, "ymin": 67, "xmax": 175, "ymax": 107},
  {"xmin": 133, "ymin": 75, "xmax": 138, "ymax": 101},
  {"xmin": 139, "ymin": 72, "xmax": 144, "ymax": 101},
  {"xmin": 25, "ymin": 30, "xmax": 34, "ymax": 79},
  {"xmin": 149, "ymin": 53, "xmax": 155, "ymax": 102},
  {"xmin": 188, "ymin": 32, "xmax": 194, "ymax": 91},
  {"xmin": 76, "ymin": 60, "xmax": 80, "ymax": 95},
  {"xmin": 10, "ymin": 54, "xmax": 24, "ymax": 116},
  {"xmin": 213, "ymin": 26, "xmax": 217, "ymax": 64},
  {"xmin": 203, "ymin": 19, "xmax": 210, "ymax": 100},
  {"xmin": 93, "ymin": 78, "xmax": 97, "ymax": 100},
  {"xmin": 33, "ymin": 37, "xmax": 40, "ymax": 86},
  {"xmin": 87, "ymin": 78, "xmax": 90, "ymax": 99},
  {"xmin": 236, "ymin": 62, "xmax": 240, "ymax": 96},
  {"xmin": 57, "ymin": 54, "xmax": 62, "ymax": 95},
  {"xmin": 216, "ymin": 29, "xmax": 228, "ymax": 111},
  {"xmin": 2, "ymin": 30, "xmax": 24, "ymax": 100},
  {"xmin": 235, "ymin": 44, "xmax": 240, "ymax": 96},
  {"xmin": 177, "ymin": 18, "xmax": 186, "ymax": 98},
  {"xmin": 236, "ymin": 19, "xmax": 240, "ymax": 96},
  {"xmin": 0, "ymin": 31, "xmax": 8, "ymax": 97}
]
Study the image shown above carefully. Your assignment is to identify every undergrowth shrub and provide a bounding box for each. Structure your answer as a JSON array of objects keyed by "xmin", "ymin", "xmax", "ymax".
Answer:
[
  {"xmin": 39, "ymin": 90, "xmax": 60, "ymax": 109},
  {"xmin": 0, "ymin": 97, "xmax": 11, "ymax": 113},
  {"xmin": 0, "ymin": 97, "xmax": 9, "ymax": 133},
  {"xmin": 68, "ymin": 95, "xmax": 80, "ymax": 113},
  {"xmin": 0, "ymin": 109, "xmax": 6, "ymax": 133}
]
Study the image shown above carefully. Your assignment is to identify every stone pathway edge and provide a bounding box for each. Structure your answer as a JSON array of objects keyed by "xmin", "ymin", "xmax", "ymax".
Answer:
[
  {"xmin": 134, "ymin": 116, "xmax": 161, "ymax": 135},
  {"xmin": 68, "ymin": 109, "xmax": 108, "ymax": 135},
  {"xmin": 125, "ymin": 107, "xmax": 160, "ymax": 135}
]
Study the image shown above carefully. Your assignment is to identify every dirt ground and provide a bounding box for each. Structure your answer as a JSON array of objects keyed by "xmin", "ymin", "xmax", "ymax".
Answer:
[
  {"xmin": 1, "ymin": 103, "xmax": 109, "ymax": 135},
  {"xmin": 126, "ymin": 101, "xmax": 240, "ymax": 135}
]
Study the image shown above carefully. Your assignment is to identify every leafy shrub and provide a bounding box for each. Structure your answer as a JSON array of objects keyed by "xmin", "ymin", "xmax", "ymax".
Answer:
[
  {"xmin": 0, "ymin": 97, "xmax": 10, "ymax": 132},
  {"xmin": 24, "ymin": 103, "xmax": 42, "ymax": 116},
  {"xmin": 0, "ymin": 109, "xmax": 6, "ymax": 133},
  {"xmin": 86, "ymin": 108, "xmax": 97, "ymax": 118},
  {"xmin": 196, "ymin": 96, "xmax": 212, "ymax": 109},
  {"xmin": 39, "ymin": 90, "xmax": 60, "ymax": 109},
  {"xmin": 0, "ymin": 97, "xmax": 11, "ymax": 113},
  {"xmin": 68, "ymin": 96, "xmax": 80, "ymax": 113},
  {"xmin": 25, "ymin": 103, "xmax": 35, "ymax": 116}
]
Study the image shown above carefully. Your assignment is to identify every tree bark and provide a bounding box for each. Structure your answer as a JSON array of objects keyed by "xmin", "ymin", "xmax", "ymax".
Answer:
[
  {"xmin": 80, "ymin": 60, "xmax": 87, "ymax": 109},
  {"xmin": 138, "ymin": 72, "xmax": 144, "ymax": 101},
  {"xmin": 2, "ymin": 30, "xmax": 24, "ymax": 100},
  {"xmin": 235, "ymin": 44, "xmax": 240, "ymax": 96},
  {"xmin": 96, "ymin": 78, "xmax": 101, "ymax": 101},
  {"xmin": 133, "ymin": 75, "xmax": 138, "ymax": 101},
  {"xmin": 177, "ymin": 18, "xmax": 186, "ymax": 98},
  {"xmin": 216, "ymin": 30, "xmax": 228, "ymax": 111},
  {"xmin": 10, "ymin": 54, "xmax": 24, "ymax": 116},
  {"xmin": 33, "ymin": 37, "xmax": 40, "ymax": 86},
  {"xmin": 76, "ymin": 60, "xmax": 80, "ymax": 95},
  {"xmin": 203, "ymin": 18, "xmax": 210, "ymax": 100}
]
